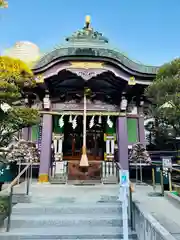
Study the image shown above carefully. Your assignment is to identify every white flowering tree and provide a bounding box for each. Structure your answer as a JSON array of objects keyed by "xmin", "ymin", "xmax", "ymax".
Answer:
[
  {"xmin": 129, "ymin": 142, "xmax": 151, "ymax": 164},
  {"xmin": 129, "ymin": 142, "xmax": 151, "ymax": 183},
  {"xmin": 5, "ymin": 140, "xmax": 40, "ymax": 164}
]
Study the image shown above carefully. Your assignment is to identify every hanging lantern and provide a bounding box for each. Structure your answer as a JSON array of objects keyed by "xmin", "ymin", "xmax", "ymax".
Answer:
[
  {"xmin": 43, "ymin": 93, "xmax": 50, "ymax": 109},
  {"xmin": 140, "ymin": 97, "xmax": 144, "ymax": 106},
  {"xmin": 120, "ymin": 96, "xmax": 128, "ymax": 111}
]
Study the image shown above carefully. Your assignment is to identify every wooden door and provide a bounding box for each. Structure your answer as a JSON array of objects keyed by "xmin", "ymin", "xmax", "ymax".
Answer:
[{"xmin": 67, "ymin": 130, "xmax": 103, "ymax": 182}]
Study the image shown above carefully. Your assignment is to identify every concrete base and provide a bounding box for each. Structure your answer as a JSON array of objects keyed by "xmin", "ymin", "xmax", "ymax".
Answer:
[
  {"xmin": 38, "ymin": 174, "xmax": 49, "ymax": 183},
  {"xmin": 68, "ymin": 180, "xmax": 101, "ymax": 185},
  {"xmin": 164, "ymin": 191, "xmax": 180, "ymax": 207},
  {"xmin": 101, "ymin": 176, "xmax": 119, "ymax": 184},
  {"xmin": 173, "ymin": 184, "xmax": 180, "ymax": 195},
  {"xmin": 50, "ymin": 174, "xmax": 67, "ymax": 184}
]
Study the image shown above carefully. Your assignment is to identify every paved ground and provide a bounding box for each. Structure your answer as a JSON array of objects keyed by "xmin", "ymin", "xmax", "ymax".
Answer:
[
  {"xmin": 133, "ymin": 184, "xmax": 180, "ymax": 240},
  {"xmin": 3, "ymin": 181, "xmax": 180, "ymax": 239}
]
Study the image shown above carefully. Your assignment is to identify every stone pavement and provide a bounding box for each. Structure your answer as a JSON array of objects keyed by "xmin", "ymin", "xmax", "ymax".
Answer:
[
  {"xmin": 133, "ymin": 184, "xmax": 180, "ymax": 240},
  {"xmin": 17, "ymin": 182, "xmax": 120, "ymax": 202}
]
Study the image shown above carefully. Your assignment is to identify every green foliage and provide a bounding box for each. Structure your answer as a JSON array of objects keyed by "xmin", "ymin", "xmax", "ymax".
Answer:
[
  {"xmin": 0, "ymin": 107, "xmax": 40, "ymax": 148},
  {"xmin": 0, "ymin": 0, "xmax": 8, "ymax": 8},
  {"xmin": 0, "ymin": 195, "xmax": 9, "ymax": 227},
  {"xmin": 0, "ymin": 56, "xmax": 39, "ymax": 148},
  {"xmin": 156, "ymin": 59, "xmax": 180, "ymax": 79},
  {"xmin": 146, "ymin": 58, "xmax": 180, "ymax": 138},
  {"xmin": 8, "ymin": 107, "xmax": 40, "ymax": 128},
  {"xmin": 0, "ymin": 56, "xmax": 35, "ymax": 104},
  {"xmin": 0, "ymin": 196, "xmax": 9, "ymax": 214},
  {"xmin": 84, "ymin": 87, "xmax": 92, "ymax": 97}
]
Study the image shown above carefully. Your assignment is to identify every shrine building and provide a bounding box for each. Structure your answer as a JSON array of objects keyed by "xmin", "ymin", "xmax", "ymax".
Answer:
[{"xmin": 7, "ymin": 16, "xmax": 159, "ymax": 184}]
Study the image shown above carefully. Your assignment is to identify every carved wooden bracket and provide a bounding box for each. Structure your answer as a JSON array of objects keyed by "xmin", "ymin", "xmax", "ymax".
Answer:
[{"xmin": 67, "ymin": 68, "xmax": 107, "ymax": 81}]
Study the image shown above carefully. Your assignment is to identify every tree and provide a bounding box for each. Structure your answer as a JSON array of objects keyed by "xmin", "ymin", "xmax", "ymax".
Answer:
[
  {"xmin": 129, "ymin": 142, "xmax": 151, "ymax": 164},
  {"xmin": 6, "ymin": 140, "xmax": 40, "ymax": 163},
  {"xmin": 145, "ymin": 58, "xmax": 180, "ymax": 142},
  {"xmin": 0, "ymin": 56, "xmax": 39, "ymax": 148},
  {"xmin": 0, "ymin": 0, "xmax": 8, "ymax": 8},
  {"xmin": 129, "ymin": 142, "xmax": 151, "ymax": 183}
]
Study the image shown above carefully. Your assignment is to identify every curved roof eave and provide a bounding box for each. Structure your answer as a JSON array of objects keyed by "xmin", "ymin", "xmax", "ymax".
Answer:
[{"xmin": 33, "ymin": 45, "xmax": 160, "ymax": 75}]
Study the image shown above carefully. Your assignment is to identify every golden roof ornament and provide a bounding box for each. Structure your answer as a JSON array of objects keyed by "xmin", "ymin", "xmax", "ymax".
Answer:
[
  {"xmin": 65, "ymin": 15, "xmax": 108, "ymax": 43},
  {"xmin": 85, "ymin": 15, "xmax": 91, "ymax": 29},
  {"xmin": 128, "ymin": 76, "xmax": 136, "ymax": 85}
]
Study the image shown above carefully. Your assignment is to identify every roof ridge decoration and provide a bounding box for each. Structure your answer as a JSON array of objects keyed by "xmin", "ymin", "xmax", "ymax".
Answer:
[
  {"xmin": 66, "ymin": 15, "xmax": 109, "ymax": 43},
  {"xmin": 33, "ymin": 16, "xmax": 160, "ymax": 74}
]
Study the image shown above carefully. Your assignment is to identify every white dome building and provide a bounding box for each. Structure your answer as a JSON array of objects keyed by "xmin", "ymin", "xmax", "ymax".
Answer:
[{"xmin": 4, "ymin": 41, "xmax": 41, "ymax": 66}]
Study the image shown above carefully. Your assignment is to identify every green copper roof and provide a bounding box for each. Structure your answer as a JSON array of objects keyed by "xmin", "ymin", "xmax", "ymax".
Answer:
[
  {"xmin": 34, "ymin": 22, "xmax": 159, "ymax": 74},
  {"xmin": 66, "ymin": 25, "xmax": 109, "ymax": 44}
]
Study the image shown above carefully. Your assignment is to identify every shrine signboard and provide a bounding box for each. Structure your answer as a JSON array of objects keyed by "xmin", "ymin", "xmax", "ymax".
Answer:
[{"xmin": 162, "ymin": 156, "xmax": 172, "ymax": 169}]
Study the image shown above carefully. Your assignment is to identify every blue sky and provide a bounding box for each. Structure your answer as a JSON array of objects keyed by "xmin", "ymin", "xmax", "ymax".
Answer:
[{"xmin": 0, "ymin": 0, "xmax": 180, "ymax": 66}]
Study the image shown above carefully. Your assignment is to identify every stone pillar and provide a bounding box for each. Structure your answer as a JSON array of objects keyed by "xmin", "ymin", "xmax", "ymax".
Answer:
[
  {"xmin": 38, "ymin": 114, "xmax": 52, "ymax": 183},
  {"xmin": 22, "ymin": 127, "xmax": 31, "ymax": 141},
  {"xmin": 116, "ymin": 117, "xmax": 128, "ymax": 170},
  {"xmin": 28, "ymin": 127, "xmax": 31, "ymax": 141},
  {"xmin": 22, "ymin": 128, "xmax": 28, "ymax": 141}
]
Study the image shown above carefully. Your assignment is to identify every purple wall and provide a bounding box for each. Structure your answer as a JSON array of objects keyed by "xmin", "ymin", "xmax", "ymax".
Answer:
[
  {"xmin": 39, "ymin": 114, "xmax": 52, "ymax": 181},
  {"xmin": 116, "ymin": 117, "xmax": 129, "ymax": 170}
]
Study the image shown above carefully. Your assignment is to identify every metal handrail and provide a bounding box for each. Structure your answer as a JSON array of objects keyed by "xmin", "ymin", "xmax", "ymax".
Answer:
[
  {"xmin": 169, "ymin": 167, "xmax": 180, "ymax": 192},
  {"xmin": 0, "ymin": 162, "xmax": 32, "ymax": 232},
  {"xmin": 172, "ymin": 167, "xmax": 180, "ymax": 173},
  {"xmin": 113, "ymin": 159, "xmax": 134, "ymax": 231}
]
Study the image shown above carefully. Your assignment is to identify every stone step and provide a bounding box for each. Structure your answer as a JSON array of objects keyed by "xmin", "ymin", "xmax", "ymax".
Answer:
[
  {"xmin": 50, "ymin": 180, "xmax": 66, "ymax": 184},
  {"xmin": 0, "ymin": 238, "xmax": 136, "ymax": 240},
  {"xmin": 13, "ymin": 194, "xmax": 121, "ymax": 204},
  {"xmin": 5, "ymin": 215, "xmax": 130, "ymax": 228},
  {"xmin": 0, "ymin": 227, "xmax": 137, "ymax": 239},
  {"xmin": 101, "ymin": 177, "xmax": 119, "ymax": 184},
  {"xmin": 67, "ymin": 180, "xmax": 102, "ymax": 185},
  {"xmin": 12, "ymin": 194, "xmax": 31, "ymax": 204},
  {"xmin": 12, "ymin": 203, "xmax": 123, "ymax": 215}
]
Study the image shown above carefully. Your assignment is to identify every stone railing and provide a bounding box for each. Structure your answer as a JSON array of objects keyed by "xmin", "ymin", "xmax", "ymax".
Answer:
[{"xmin": 132, "ymin": 202, "xmax": 176, "ymax": 240}]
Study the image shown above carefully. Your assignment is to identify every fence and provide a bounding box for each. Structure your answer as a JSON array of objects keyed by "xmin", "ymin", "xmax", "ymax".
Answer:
[
  {"xmin": 101, "ymin": 161, "xmax": 118, "ymax": 183},
  {"xmin": 0, "ymin": 163, "xmax": 32, "ymax": 231},
  {"xmin": 132, "ymin": 202, "xmax": 176, "ymax": 240}
]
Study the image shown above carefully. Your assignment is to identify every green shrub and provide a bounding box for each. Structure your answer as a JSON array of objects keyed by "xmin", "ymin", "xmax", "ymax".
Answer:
[{"xmin": 0, "ymin": 196, "xmax": 9, "ymax": 215}]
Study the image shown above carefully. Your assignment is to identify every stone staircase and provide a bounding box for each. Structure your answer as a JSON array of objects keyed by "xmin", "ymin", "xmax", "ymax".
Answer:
[{"xmin": 0, "ymin": 184, "xmax": 138, "ymax": 239}]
